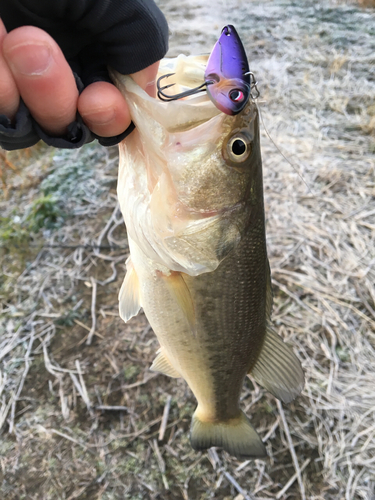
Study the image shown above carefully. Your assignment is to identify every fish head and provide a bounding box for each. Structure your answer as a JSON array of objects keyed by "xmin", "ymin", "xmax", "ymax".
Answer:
[
  {"xmin": 163, "ymin": 98, "xmax": 261, "ymax": 215},
  {"xmin": 111, "ymin": 64, "xmax": 262, "ymax": 276},
  {"xmin": 205, "ymin": 25, "xmax": 251, "ymax": 115}
]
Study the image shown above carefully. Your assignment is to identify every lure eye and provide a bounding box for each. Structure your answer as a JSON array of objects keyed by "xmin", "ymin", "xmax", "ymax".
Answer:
[
  {"xmin": 229, "ymin": 89, "xmax": 244, "ymax": 102},
  {"xmin": 226, "ymin": 135, "xmax": 251, "ymax": 163}
]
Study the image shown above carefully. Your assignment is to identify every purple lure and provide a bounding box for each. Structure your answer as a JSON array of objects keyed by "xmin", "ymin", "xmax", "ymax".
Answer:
[{"xmin": 205, "ymin": 25, "xmax": 251, "ymax": 115}]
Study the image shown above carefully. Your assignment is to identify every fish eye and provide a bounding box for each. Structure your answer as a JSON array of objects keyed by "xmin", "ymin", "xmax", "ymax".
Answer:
[
  {"xmin": 229, "ymin": 89, "xmax": 244, "ymax": 102},
  {"xmin": 226, "ymin": 135, "xmax": 251, "ymax": 163},
  {"xmin": 232, "ymin": 139, "xmax": 246, "ymax": 155}
]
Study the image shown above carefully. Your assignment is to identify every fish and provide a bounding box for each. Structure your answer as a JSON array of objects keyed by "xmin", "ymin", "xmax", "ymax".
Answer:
[{"xmin": 110, "ymin": 26, "xmax": 304, "ymax": 460}]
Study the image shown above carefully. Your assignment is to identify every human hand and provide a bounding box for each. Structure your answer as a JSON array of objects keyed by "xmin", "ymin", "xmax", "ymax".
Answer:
[
  {"xmin": 0, "ymin": 19, "xmax": 159, "ymax": 138},
  {"xmin": 0, "ymin": 0, "xmax": 168, "ymax": 150}
]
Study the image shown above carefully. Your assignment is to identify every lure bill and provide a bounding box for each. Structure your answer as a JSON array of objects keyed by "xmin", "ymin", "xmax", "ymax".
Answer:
[{"xmin": 157, "ymin": 25, "xmax": 256, "ymax": 115}]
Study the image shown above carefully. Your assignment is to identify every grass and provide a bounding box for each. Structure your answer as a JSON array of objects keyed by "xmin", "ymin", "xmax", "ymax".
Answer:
[{"xmin": 1, "ymin": 0, "xmax": 375, "ymax": 499}]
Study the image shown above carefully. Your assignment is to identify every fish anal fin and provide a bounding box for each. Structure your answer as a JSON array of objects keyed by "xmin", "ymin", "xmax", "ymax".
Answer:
[
  {"xmin": 190, "ymin": 409, "xmax": 267, "ymax": 459},
  {"xmin": 159, "ymin": 271, "xmax": 196, "ymax": 335},
  {"xmin": 119, "ymin": 258, "xmax": 141, "ymax": 322},
  {"xmin": 150, "ymin": 349, "xmax": 181, "ymax": 378},
  {"xmin": 249, "ymin": 324, "xmax": 304, "ymax": 403}
]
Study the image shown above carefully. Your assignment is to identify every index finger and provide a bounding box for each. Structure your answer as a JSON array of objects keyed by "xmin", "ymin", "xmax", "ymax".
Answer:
[
  {"xmin": 0, "ymin": 18, "xmax": 20, "ymax": 120},
  {"xmin": 2, "ymin": 25, "xmax": 78, "ymax": 136}
]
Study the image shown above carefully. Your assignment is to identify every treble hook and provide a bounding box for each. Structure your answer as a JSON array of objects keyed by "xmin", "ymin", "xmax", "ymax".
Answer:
[
  {"xmin": 157, "ymin": 73, "xmax": 211, "ymax": 102},
  {"xmin": 157, "ymin": 71, "xmax": 259, "ymax": 103}
]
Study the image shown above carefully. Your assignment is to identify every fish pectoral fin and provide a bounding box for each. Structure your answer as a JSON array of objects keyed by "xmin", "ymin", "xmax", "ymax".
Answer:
[
  {"xmin": 150, "ymin": 349, "xmax": 181, "ymax": 378},
  {"xmin": 190, "ymin": 409, "xmax": 267, "ymax": 459},
  {"xmin": 118, "ymin": 258, "xmax": 141, "ymax": 322},
  {"xmin": 161, "ymin": 271, "xmax": 196, "ymax": 335},
  {"xmin": 249, "ymin": 324, "xmax": 304, "ymax": 404}
]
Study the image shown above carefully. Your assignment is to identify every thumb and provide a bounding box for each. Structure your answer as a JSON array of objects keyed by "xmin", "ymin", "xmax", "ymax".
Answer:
[{"xmin": 130, "ymin": 61, "xmax": 160, "ymax": 98}]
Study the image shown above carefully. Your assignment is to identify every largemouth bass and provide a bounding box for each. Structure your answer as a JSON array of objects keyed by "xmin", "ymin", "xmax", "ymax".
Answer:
[{"xmin": 111, "ymin": 28, "xmax": 304, "ymax": 459}]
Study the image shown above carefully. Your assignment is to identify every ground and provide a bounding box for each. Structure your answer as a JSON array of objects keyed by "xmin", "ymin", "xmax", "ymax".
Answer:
[{"xmin": 1, "ymin": 0, "xmax": 375, "ymax": 499}]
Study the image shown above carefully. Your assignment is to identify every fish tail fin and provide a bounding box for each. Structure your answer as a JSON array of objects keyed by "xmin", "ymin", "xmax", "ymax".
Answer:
[{"xmin": 190, "ymin": 409, "xmax": 267, "ymax": 459}]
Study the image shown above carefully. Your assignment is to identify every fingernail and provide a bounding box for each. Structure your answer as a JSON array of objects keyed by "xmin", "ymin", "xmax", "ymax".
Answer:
[{"xmin": 7, "ymin": 43, "xmax": 52, "ymax": 75}]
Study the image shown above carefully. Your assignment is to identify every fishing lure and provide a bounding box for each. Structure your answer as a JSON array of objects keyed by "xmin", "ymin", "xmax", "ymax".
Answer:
[{"xmin": 157, "ymin": 25, "xmax": 258, "ymax": 115}]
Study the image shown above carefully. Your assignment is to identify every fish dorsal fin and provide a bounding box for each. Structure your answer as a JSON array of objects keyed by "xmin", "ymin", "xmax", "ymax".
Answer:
[
  {"xmin": 118, "ymin": 258, "xmax": 142, "ymax": 322},
  {"xmin": 150, "ymin": 348, "xmax": 181, "ymax": 378},
  {"xmin": 249, "ymin": 324, "xmax": 304, "ymax": 403},
  {"xmin": 161, "ymin": 271, "xmax": 196, "ymax": 335}
]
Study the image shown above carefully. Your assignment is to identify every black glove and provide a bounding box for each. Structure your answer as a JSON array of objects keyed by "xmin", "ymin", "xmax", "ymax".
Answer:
[{"xmin": 0, "ymin": 0, "xmax": 168, "ymax": 150}]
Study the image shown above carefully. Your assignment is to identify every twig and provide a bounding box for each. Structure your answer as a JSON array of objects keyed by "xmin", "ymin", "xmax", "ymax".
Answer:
[
  {"xmin": 152, "ymin": 439, "xmax": 169, "ymax": 490},
  {"xmin": 0, "ymin": 370, "xmax": 7, "ymax": 399},
  {"xmin": 121, "ymin": 373, "xmax": 158, "ymax": 390},
  {"xmin": 276, "ymin": 400, "xmax": 306, "ymax": 500},
  {"xmin": 97, "ymin": 261, "xmax": 118, "ymax": 286},
  {"xmin": 43, "ymin": 341, "xmax": 78, "ymax": 375},
  {"xmin": 224, "ymin": 471, "xmax": 253, "ymax": 500},
  {"xmin": 70, "ymin": 362, "xmax": 93, "ymax": 416},
  {"xmin": 0, "ymin": 151, "xmax": 19, "ymax": 172},
  {"xmin": 208, "ymin": 447, "xmax": 221, "ymax": 470},
  {"xmin": 83, "ymin": 416, "xmax": 163, "ymax": 450},
  {"xmin": 86, "ymin": 277, "xmax": 97, "ymax": 345},
  {"xmin": 74, "ymin": 319, "xmax": 92, "ymax": 332},
  {"xmin": 276, "ymin": 458, "xmax": 310, "ymax": 499},
  {"xmin": 0, "ymin": 327, "xmax": 22, "ymax": 362},
  {"xmin": 66, "ymin": 485, "xmax": 89, "ymax": 500},
  {"xmin": 59, "ymin": 380, "xmax": 70, "ymax": 420},
  {"xmin": 75, "ymin": 360, "xmax": 92, "ymax": 414},
  {"xmin": 104, "ymin": 353, "xmax": 119, "ymax": 375},
  {"xmin": 0, "ymin": 396, "xmax": 14, "ymax": 432},
  {"xmin": 262, "ymin": 416, "xmax": 281, "ymax": 443},
  {"xmin": 36, "ymin": 425, "xmax": 93, "ymax": 453},
  {"xmin": 94, "ymin": 203, "xmax": 120, "ymax": 253},
  {"xmin": 96, "ymin": 405, "xmax": 133, "ymax": 413},
  {"xmin": 158, "ymin": 395, "xmax": 172, "ymax": 441},
  {"xmin": 8, "ymin": 329, "xmax": 35, "ymax": 433}
]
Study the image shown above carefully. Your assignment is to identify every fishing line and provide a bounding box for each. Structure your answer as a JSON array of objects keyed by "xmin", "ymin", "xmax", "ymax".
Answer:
[
  {"xmin": 256, "ymin": 103, "xmax": 314, "ymax": 196},
  {"xmin": 29, "ymin": 243, "xmax": 129, "ymax": 250}
]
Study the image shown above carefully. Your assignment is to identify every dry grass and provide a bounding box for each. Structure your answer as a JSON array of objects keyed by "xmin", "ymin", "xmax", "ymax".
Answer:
[
  {"xmin": 357, "ymin": 0, "xmax": 375, "ymax": 7},
  {"xmin": 1, "ymin": 0, "xmax": 375, "ymax": 499}
]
